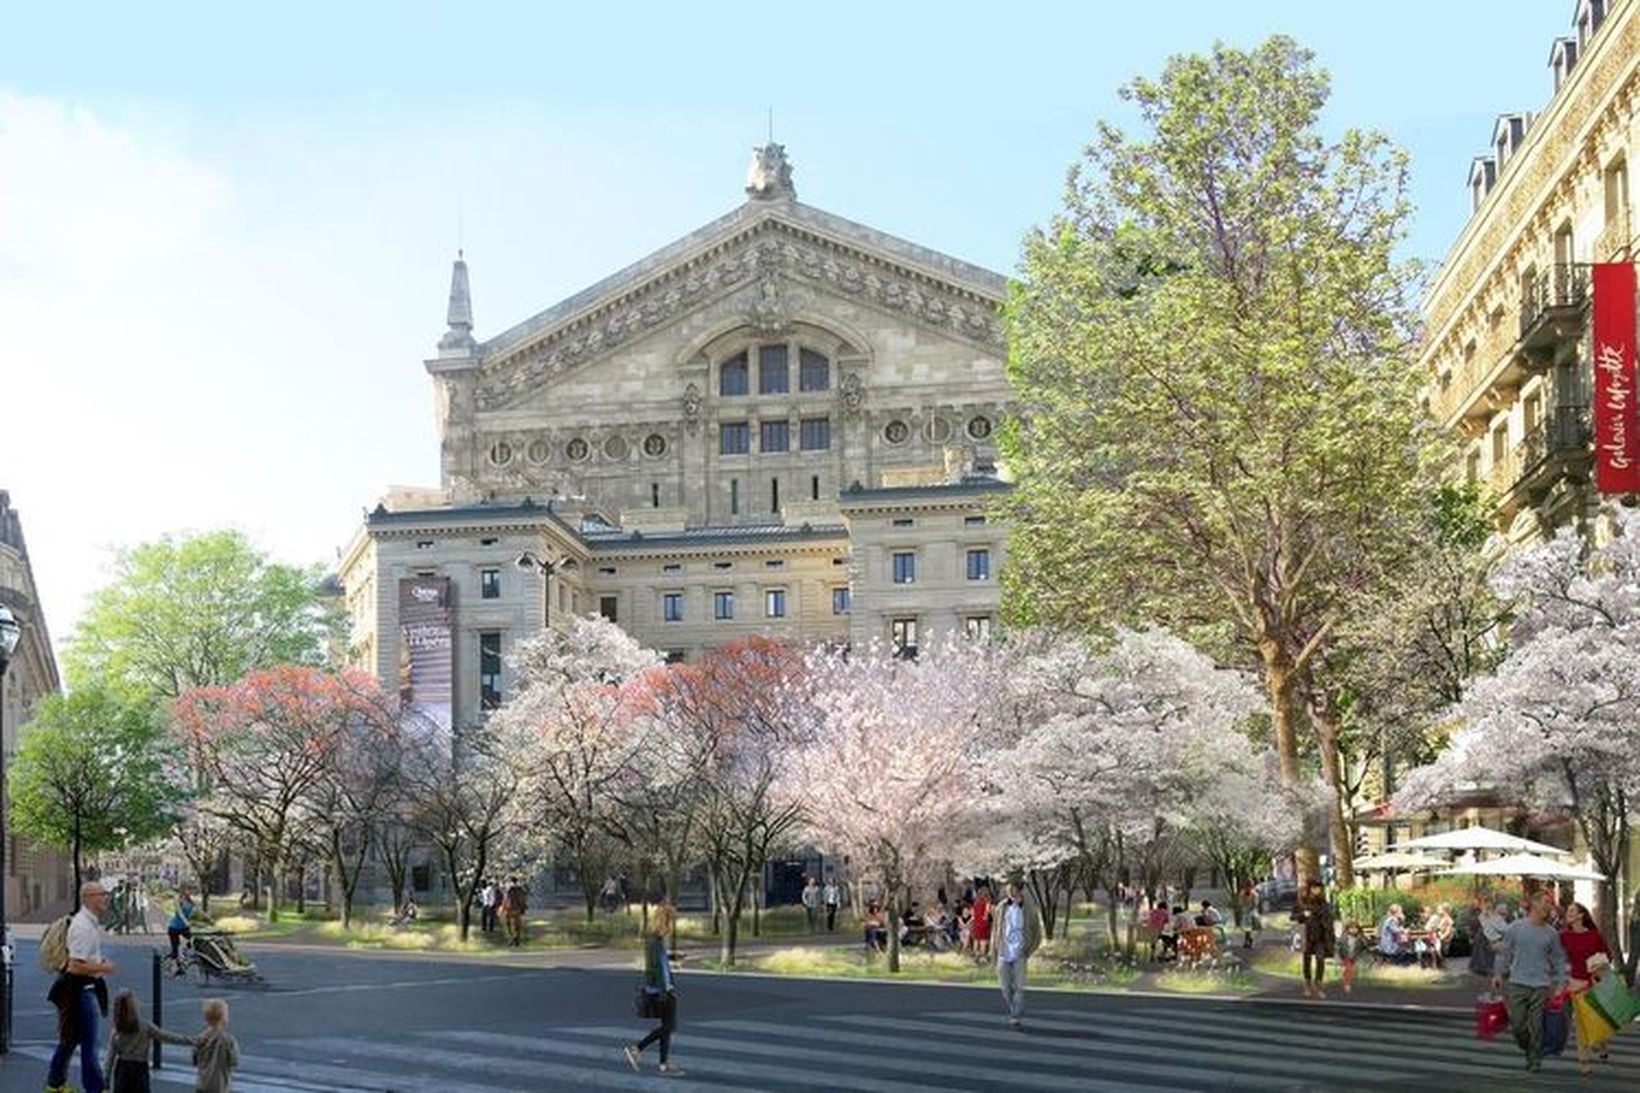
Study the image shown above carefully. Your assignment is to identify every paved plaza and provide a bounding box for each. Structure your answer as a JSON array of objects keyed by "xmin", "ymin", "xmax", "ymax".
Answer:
[{"xmin": 1, "ymin": 935, "xmax": 1635, "ymax": 1091}]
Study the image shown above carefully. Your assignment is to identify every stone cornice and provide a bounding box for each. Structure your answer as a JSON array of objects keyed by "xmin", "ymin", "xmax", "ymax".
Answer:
[
  {"xmin": 470, "ymin": 209, "xmax": 1008, "ymax": 413},
  {"xmin": 1422, "ymin": 0, "xmax": 1638, "ymax": 357}
]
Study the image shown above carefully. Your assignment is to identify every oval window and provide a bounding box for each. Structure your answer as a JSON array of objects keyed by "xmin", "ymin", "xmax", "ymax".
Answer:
[
  {"xmin": 488, "ymin": 440, "xmax": 513, "ymax": 466},
  {"xmin": 604, "ymin": 435, "xmax": 629, "ymax": 461},
  {"xmin": 644, "ymin": 433, "xmax": 668, "ymax": 457},
  {"xmin": 883, "ymin": 420, "xmax": 910, "ymax": 444},
  {"xmin": 926, "ymin": 417, "xmax": 952, "ymax": 443},
  {"xmin": 967, "ymin": 415, "xmax": 992, "ymax": 440},
  {"xmin": 566, "ymin": 437, "xmax": 590, "ymax": 462},
  {"xmin": 526, "ymin": 439, "xmax": 551, "ymax": 464}
]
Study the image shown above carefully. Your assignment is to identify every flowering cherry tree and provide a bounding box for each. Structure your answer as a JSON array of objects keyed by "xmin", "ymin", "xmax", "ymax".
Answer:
[
  {"xmin": 988, "ymin": 629, "xmax": 1272, "ymax": 951},
  {"xmin": 1396, "ymin": 517, "xmax": 1640, "ymax": 948},
  {"xmin": 491, "ymin": 615, "xmax": 661, "ymax": 921},
  {"xmin": 787, "ymin": 636, "xmax": 1001, "ymax": 972}
]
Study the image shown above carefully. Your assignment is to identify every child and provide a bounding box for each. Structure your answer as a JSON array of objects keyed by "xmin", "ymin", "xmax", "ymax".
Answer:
[
  {"xmin": 193, "ymin": 998, "xmax": 239, "ymax": 1093},
  {"xmin": 105, "ymin": 988, "xmax": 199, "ymax": 1093},
  {"xmin": 1337, "ymin": 921, "xmax": 1367, "ymax": 995}
]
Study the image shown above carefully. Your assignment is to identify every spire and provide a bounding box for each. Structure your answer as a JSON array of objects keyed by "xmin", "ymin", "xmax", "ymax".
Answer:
[
  {"xmin": 438, "ymin": 250, "xmax": 476, "ymax": 355},
  {"xmin": 745, "ymin": 143, "xmax": 796, "ymax": 202}
]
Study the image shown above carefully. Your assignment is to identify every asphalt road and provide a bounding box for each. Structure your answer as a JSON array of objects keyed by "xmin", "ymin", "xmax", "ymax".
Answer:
[{"xmin": 1, "ymin": 933, "xmax": 1635, "ymax": 1091}]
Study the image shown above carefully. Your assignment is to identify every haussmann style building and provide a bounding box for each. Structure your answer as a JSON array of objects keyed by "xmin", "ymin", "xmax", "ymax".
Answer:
[{"xmin": 338, "ymin": 145, "xmax": 1013, "ymax": 735}]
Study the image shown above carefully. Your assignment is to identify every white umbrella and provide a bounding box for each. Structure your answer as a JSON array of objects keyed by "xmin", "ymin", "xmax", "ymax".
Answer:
[
  {"xmin": 1441, "ymin": 852, "xmax": 1605, "ymax": 882},
  {"xmin": 1396, "ymin": 825, "xmax": 1570, "ymax": 857},
  {"xmin": 1353, "ymin": 851, "xmax": 1451, "ymax": 872}
]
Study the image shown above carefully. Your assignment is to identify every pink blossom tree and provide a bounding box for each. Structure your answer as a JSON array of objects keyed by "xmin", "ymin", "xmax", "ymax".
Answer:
[{"xmin": 786, "ymin": 635, "xmax": 1001, "ymax": 972}]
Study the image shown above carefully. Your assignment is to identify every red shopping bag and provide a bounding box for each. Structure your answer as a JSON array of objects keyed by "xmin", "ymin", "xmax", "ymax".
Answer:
[{"xmin": 1475, "ymin": 992, "xmax": 1509, "ymax": 1040}]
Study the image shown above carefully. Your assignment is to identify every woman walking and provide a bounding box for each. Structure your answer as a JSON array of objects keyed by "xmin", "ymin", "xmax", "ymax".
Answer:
[
  {"xmin": 1559, "ymin": 901, "xmax": 1612, "ymax": 1075},
  {"xmin": 1295, "ymin": 881, "xmax": 1335, "ymax": 999},
  {"xmin": 624, "ymin": 903, "xmax": 682, "ymax": 1076}
]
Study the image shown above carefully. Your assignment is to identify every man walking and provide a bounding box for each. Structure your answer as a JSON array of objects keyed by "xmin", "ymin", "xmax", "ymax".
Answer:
[
  {"xmin": 823, "ymin": 877, "xmax": 841, "ymax": 932},
  {"xmin": 479, "ymin": 879, "xmax": 498, "ymax": 935},
  {"xmin": 1493, "ymin": 890, "xmax": 1569, "ymax": 1072},
  {"xmin": 800, "ymin": 876, "xmax": 821, "ymax": 934},
  {"xmin": 995, "ymin": 878, "xmax": 1041, "ymax": 1030},
  {"xmin": 47, "ymin": 880, "xmax": 116, "ymax": 1093}
]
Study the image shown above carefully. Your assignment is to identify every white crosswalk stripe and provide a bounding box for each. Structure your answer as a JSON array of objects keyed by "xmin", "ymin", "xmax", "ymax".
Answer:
[{"xmin": 30, "ymin": 996, "xmax": 1625, "ymax": 1092}]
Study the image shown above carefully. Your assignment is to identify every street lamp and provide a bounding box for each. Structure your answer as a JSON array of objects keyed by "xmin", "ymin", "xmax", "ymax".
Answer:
[
  {"xmin": 0, "ymin": 602, "xmax": 21, "ymax": 1056},
  {"xmin": 514, "ymin": 552, "xmax": 578, "ymax": 630}
]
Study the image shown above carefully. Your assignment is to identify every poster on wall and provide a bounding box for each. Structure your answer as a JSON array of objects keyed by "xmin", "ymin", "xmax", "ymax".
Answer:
[
  {"xmin": 1593, "ymin": 261, "xmax": 1640, "ymax": 494},
  {"xmin": 398, "ymin": 576, "xmax": 454, "ymax": 739}
]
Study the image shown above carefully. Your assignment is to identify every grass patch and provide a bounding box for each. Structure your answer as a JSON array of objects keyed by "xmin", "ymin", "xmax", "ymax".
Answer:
[
  {"xmin": 1154, "ymin": 966, "xmax": 1261, "ymax": 995},
  {"xmin": 719, "ymin": 943, "xmax": 1140, "ymax": 992},
  {"xmin": 1248, "ymin": 949, "xmax": 1452, "ymax": 990}
]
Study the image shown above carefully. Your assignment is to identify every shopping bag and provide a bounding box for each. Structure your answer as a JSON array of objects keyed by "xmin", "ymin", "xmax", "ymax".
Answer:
[
  {"xmin": 1587, "ymin": 973, "xmax": 1639, "ymax": 1028},
  {"xmin": 633, "ymin": 985, "xmax": 662, "ymax": 1018},
  {"xmin": 1542, "ymin": 993, "xmax": 1570, "ymax": 1056},
  {"xmin": 1475, "ymin": 992, "xmax": 1509, "ymax": 1040},
  {"xmin": 1573, "ymin": 992, "xmax": 1619, "ymax": 1052}
]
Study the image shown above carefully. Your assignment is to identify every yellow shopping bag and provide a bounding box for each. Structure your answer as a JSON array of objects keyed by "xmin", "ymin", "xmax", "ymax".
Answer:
[{"xmin": 1573, "ymin": 991, "xmax": 1619, "ymax": 1052}]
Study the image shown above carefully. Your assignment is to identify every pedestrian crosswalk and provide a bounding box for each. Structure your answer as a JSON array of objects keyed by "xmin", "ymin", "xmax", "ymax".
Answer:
[{"xmin": 16, "ymin": 999, "xmax": 1639, "ymax": 1091}]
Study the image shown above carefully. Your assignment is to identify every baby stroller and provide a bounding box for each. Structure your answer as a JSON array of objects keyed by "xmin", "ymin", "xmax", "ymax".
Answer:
[{"xmin": 174, "ymin": 928, "xmax": 266, "ymax": 987}]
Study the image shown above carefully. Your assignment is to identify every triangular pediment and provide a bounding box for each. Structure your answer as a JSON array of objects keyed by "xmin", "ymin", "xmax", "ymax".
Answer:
[{"xmin": 469, "ymin": 202, "xmax": 1008, "ymax": 413}]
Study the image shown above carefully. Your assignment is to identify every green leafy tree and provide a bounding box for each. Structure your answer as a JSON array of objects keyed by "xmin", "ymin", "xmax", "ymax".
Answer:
[
  {"xmin": 64, "ymin": 529, "xmax": 342, "ymax": 699},
  {"xmin": 9, "ymin": 685, "xmax": 184, "ymax": 902},
  {"xmin": 1002, "ymin": 37, "xmax": 1427, "ymax": 884}
]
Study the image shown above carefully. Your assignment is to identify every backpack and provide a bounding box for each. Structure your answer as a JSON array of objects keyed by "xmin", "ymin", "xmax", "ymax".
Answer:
[{"xmin": 39, "ymin": 914, "xmax": 72, "ymax": 973}]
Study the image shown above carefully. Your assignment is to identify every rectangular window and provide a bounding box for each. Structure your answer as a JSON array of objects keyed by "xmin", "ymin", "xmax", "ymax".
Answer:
[
  {"xmin": 799, "ymin": 348, "xmax": 830, "ymax": 392},
  {"xmin": 892, "ymin": 552, "xmax": 916, "ymax": 584},
  {"xmin": 599, "ymin": 596, "xmax": 618, "ymax": 623},
  {"xmin": 964, "ymin": 515, "xmax": 987, "ymax": 526},
  {"xmin": 966, "ymin": 549, "xmax": 992, "ymax": 581},
  {"xmin": 480, "ymin": 568, "xmax": 501, "ymax": 599},
  {"xmin": 651, "ymin": 482, "xmax": 661, "ymax": 508},
  {"xmin": 800, "ymin": 417, "xmax": 830, "ymax": 451},
  {"xmin": 892, "ymin": 517, "xmax": 915, "ymax": 528},
  {"xmin": 730, "ymin": 478, "xmax": 740, "ymax": 515},
  {"xmin": 765, "ymin": 559, "xmax": 785, "ymax": 569},
  {"xmin": 965, "ymin": 615, "xmax": 993, "ymax": 641},
  {"xmin": 663, "ymin": 563, "xmax": 683, "ymax": 573},
  {"xmin": 720, "ymin": 353, "xmax": 748, "ymax": 396},
  {"xmin": 664, "ymin": 650, "xmax": 686, "ymax": 665},
  {"xmin": 765, "ymin": 588, "xmax": 787, "ymax": 618},
  {"xmin": 663, "ymin": 592, "xmax": 684, "ymax": 622},
  {"xmin": 890, "ymin": 617, "xmax": 919, "ymax": 660},
  {"xmin": 832, "ymin": 587, "xmax": 852, "ymax": 615},
  {"xmin": 714, "ymin": 590, "xmax": 735, "ymax": 620},
  {"xmin": 761, "ymin": 420, "xmax": 789, "ymax": 453},
  {"xmin": 720, "ymin": 422, "xmax": 749, "ymax": 456},
  {"xmin": 479, "ymin": 631, "xmax": 503, "ymax": 711},
  {"xmin": 811, "ymin": 474, "xmax": 820, "ymax": 501},
  {"xmin": 771, "ymin": 478, "xmax": 781, "ymax": 513},
  {"xmin": 759, "ymin": 344, "xmax": 789, "ymax": 394}
]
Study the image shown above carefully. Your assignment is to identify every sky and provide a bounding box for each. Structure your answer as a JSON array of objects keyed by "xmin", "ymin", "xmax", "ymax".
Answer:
[{"xmin": 0, "ymin": 1, "xmax": 1582, "ymax": 660}]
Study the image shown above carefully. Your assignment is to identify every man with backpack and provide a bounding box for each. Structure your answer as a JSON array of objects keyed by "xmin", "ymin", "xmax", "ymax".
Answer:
[{"xmin": 46, "ymin": 880, "xmax": 116, "ymax": 1093}]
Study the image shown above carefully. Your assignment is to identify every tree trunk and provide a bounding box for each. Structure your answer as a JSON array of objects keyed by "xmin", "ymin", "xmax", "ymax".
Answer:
[
  {"xmin": 71, "ymin": 816, "xmax": 84, "ymax": 913},
  {"xmin": 1263, "ymin": 653, "xmax": 1320, "ymax": 887},
  {"xmin": 1307, "ymin": 681, "xmax": 1356, "ymax": 888},
  {"xmin": 887, "ymin": 890, "xmax": 902, "ymax": 974}
]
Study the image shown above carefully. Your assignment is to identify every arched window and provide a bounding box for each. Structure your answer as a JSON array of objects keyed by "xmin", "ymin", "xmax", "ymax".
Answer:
[
  {"xmin": 720, "ymin": 352, "xmax": 749, "ymax": 397},
  {"xmin": 800, "ymin": 348, "xmax": 830, "ymax": 392}
]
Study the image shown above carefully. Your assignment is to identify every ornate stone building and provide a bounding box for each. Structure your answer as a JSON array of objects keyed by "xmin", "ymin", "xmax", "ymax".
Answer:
[
  {"xmin": 1419, "ymin": 0, "xmax": 1635, "ymax": 543},
  {"xmin": 0, "ymin": 491, "xmax": 74, "ymax": 921},
  {"xmin": 340, "ymin": 146, "xmax": 1012, "ymax": 731}
]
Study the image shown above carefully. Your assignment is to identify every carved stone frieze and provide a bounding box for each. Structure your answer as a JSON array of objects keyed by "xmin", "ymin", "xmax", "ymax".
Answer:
[{"xmin": 473, "ymin": 223, "xmax": 1005, "ymax": 411}]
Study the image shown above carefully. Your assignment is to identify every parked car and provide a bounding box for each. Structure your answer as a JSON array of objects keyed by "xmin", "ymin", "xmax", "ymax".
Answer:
[{"xmin": 1255, "ymin": 878, "xmax": 1298, "ymax": 914}]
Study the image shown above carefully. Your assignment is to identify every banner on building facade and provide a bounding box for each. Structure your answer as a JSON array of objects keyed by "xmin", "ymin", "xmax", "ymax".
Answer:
[
  {"xmin": 398, "ymin": 576, "xmax": 454, "ymax": 737},
  {"xmin": 1593, "ymin": 261, "xmax": 1640, "ymax": 494}
]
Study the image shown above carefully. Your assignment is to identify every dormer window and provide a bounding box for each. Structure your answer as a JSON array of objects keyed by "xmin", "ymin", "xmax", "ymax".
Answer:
[
  {"xmin": 1492, "ymin": 114, "xmax": 1528, "ymax": 171},
  {"xmin": 1469, "ymin": 156, "xmax": 1497, "ymax": 211},
  {"xmin": 1549, "ymin": 37, "xmax": 1578, "ymax": 92},
  {"xmin": 1577, "ymin": 0, "xmax": 1606, "ymax": 50}
]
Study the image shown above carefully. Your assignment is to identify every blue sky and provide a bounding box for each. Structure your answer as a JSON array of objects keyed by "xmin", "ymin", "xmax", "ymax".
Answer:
[{"xmin": 0, "ymin": 1, "xmax": 1579, "ymax": 650}]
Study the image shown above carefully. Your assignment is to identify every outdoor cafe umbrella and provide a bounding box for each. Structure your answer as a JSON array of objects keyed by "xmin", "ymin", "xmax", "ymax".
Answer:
[
  {"xmin": 1352, "ymin": 851, "xmax": 1451, "ymax": 873},
  {"xmin": 1396, "ymin": 825, "xmax": 1570, "ymax": 857},
  {"xmin": 1440, "ymin": 853, "xmax": 1606, "ymax": 882}
]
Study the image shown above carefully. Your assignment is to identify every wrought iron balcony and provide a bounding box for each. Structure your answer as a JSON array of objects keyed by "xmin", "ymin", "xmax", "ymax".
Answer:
[
  {"xmin": 1500, "ymin": 405, "xmax": 1591, "ymax": 495},
  {"xmin": 1519, "ymin": 263, "xmax": 1590, "ymax": 350}
]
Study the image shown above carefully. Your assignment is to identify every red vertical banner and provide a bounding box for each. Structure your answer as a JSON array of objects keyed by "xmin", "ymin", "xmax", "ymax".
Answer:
[{"xmin": 1593, "ymin": 262, "xmax": 1640, "ymax": 494}]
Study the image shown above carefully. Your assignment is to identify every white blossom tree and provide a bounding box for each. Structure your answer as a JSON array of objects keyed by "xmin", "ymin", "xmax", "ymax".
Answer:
[
  {"xmin": 492, "ymin": 615, "xmax": 661, "ymax": 921},
  {"xmin": 787, "ymin": 636, "xmax": 1000, "ymax": 972},
  {"xmin": 1396, "ymin": 516, "xmax": 1640, "ymax": 950}
]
